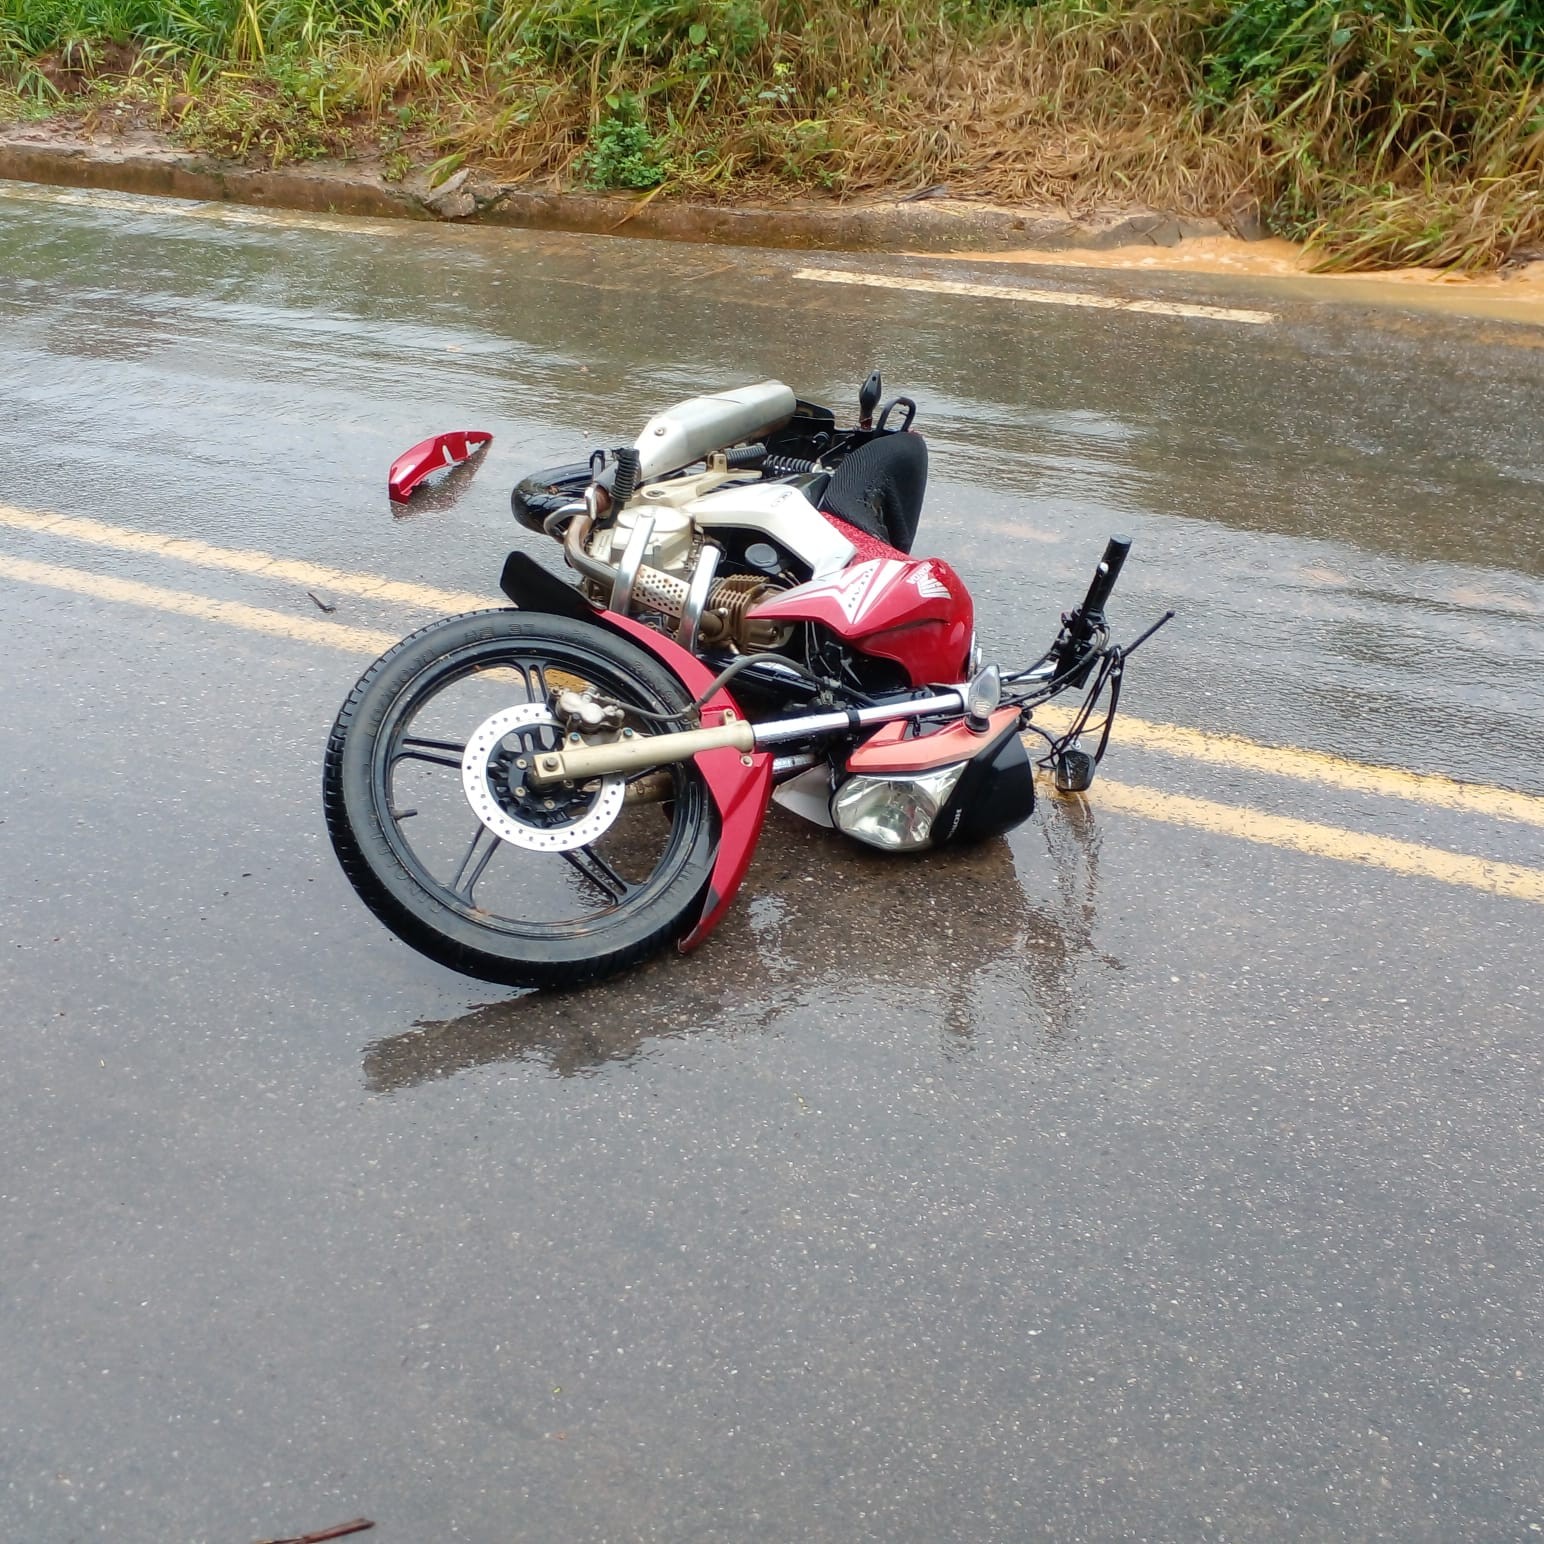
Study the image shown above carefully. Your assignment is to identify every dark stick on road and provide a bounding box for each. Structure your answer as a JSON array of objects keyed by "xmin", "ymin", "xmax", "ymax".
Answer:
[{"xmin": 253, "ymin": 1519, "xmax": 373, "ymax": 1544}]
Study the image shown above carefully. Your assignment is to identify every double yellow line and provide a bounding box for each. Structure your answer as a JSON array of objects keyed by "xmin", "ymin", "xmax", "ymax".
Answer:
[{"xmin": 2, "ymin": 501, "xmax": 1541, "ymax": 905}]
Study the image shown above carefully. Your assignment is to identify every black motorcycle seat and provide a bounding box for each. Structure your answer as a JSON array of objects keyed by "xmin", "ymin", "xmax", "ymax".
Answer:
[{"xmin": 819, "ymin": 431, "xmax": 928, "ymax": 555}]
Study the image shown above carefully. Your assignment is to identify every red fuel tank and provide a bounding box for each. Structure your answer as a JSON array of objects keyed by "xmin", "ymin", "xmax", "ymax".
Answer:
[{"xmin": 748, "ymin": 552, "xmax": 974, "ymax": 688}]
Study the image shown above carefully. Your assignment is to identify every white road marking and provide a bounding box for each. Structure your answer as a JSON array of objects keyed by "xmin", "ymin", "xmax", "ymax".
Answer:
[
  {"xmin": 4, "ymin": 184, "xmax": 1271, "ymax": 320},
  {"xmin": 793, "ymin": 267, "xmax": 1276, "ymax": 325}
]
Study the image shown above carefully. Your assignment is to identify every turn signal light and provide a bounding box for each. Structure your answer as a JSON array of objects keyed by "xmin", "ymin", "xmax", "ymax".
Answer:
[{"xmin": 965, "ymin": 664, "xmax": 1001, "ymax": 731}]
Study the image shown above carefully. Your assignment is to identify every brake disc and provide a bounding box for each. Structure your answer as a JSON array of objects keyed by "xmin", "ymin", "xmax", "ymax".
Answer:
[{"xmin": 460, "ymin": 703, "xmax": 625, "ymax": 852}]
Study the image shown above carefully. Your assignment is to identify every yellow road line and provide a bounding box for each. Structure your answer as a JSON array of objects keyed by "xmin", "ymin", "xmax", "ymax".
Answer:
[
  {"xmin": 793, "ymin": 268, "xmax": 1276, "ymax": 326},
  {"xmin": 0, "ymin": 503, "xmax": 493, "ymax": 614},
  {"xmin": 0, "ymin": 551, "xmax": 400, "ymax": 656},
  {"xmin": 5, "ymin": 498, "xmax": 1542, "ymax": 830},
  {"xmin": 1089, "ymin": 780, "xmax": 1544, "ymax": 905},
  {"xmin": 1032, "ymin": 704, "xmax": 1544, "ymax": 829},
  {"xmin": 2, "ymin": 548, "xmax": 1541, "ymax": 907}
]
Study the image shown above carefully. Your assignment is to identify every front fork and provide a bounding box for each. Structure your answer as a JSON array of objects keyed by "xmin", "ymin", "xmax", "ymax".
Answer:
[{"xmin": 526, "ymin": 687, "xmax": 974, "ymax": 786}]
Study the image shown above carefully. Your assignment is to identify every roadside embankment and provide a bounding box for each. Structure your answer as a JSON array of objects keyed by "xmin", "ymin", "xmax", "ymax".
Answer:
[
  {"xmin": 0, "ymin": 123, "xmax": 1229, "ymax": 254},
  {"xmin": 3, "ymin": 0, "xmax": 1542, "ymax": 274}
]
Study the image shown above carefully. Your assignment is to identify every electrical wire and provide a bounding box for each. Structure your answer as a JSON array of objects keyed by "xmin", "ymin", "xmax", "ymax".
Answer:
[
  {"xmin": 688, "ymin": 652, "xmax": 826, "ymax": 713},
  {"xmin": 1002, "ymin": 630, "xmax": 1107, "ymax": 710}
]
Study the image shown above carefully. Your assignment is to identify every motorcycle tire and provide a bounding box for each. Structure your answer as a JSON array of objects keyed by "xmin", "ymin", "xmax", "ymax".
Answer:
[{"xmin": 323, "ymin": 609, "xmax": 718, "ymax": 988}]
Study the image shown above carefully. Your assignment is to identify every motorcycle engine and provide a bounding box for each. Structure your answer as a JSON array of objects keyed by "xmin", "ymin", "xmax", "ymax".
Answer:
[
  {"xmin": 586, "ymin": 505, "xmax": 695, "ymax": 574},
  {"xmin": 585, "ymin": 503, "xmax": 793, "ymax": 653}
]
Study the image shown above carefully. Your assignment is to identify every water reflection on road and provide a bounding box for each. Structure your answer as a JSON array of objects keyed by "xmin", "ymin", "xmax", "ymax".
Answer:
[
  {"xmin": 4, "ymin": 183, "xmax": 1544, "ymax": 1544},
  {"xmin": 4, "ymin": 184, "xmax": 1540, "ymax": 796},
  {"xmin": 363, "ymin": 797, "xmax": 1115, "ymax": 1089}
]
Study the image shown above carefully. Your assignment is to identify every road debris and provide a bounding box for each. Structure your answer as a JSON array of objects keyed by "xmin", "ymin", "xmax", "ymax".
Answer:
[{"xmin": 253, "ymin": 1519, "xmax": 373, "ymax": 1544}]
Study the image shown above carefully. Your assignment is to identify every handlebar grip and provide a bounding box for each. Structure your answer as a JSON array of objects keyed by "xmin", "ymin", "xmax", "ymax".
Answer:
[{"xmin": 1078, "ymin": 535, "xmax": 1132, "ymax": 620}]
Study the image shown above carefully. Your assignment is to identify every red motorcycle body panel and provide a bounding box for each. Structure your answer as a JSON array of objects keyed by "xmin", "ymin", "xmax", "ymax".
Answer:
[
  {"xmin": 388, "ymin": 430, "xmax": 493, "ymax": 503},
  {"xmin": 748, "ymin": 549, "xmax": 974, "ymax": 688},
  {"xmin": 846, "ymin": 706, "xmax": 1022, "ymax": 774},
  {"xmin": 675, "ymin": 746, "xmax": 774, "ymax": 953},
  {"xmin": 601, "ymin": 611, "xmax": 774, "ymax": 953}
]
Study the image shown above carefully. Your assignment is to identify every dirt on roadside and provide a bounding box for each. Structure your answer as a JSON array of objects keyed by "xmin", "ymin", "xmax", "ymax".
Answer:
[{"xmin": 949, "ymin": 236, "xmax": 1544, "ymax": 326}]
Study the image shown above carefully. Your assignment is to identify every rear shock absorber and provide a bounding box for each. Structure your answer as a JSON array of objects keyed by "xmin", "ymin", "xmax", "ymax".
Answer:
[
  {"xmin": 765, "ymin": 453, "xmax": 819, "ymax": 476},
  {"xmin": 721, "ymin": 444, "xmax": 820, "ymax": 477}
]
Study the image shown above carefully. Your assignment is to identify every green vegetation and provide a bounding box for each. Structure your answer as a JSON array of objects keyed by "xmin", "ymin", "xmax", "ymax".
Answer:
[
  {"xmin": 2, "ymin": 0, "xmax": 1541, "ymax": 269},
  {"xmin": 578, "ymin": 93, "xmax": 667, "ymax": 188}
]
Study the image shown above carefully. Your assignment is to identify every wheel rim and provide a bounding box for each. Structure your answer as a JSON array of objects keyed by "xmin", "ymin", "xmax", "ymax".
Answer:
[{"xmin": 367, "ymin": 633, "xmax": 708, "ymax": 940}]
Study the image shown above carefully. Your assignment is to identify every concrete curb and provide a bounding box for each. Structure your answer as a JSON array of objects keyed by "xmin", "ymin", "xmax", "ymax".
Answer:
[
  {"xmin": 0, "ymin": 129, "xmax": 1229, "ymax": 254},
  {"xmin": 0, "ymin": 133, "xmax": 425, "ymax": 220}
]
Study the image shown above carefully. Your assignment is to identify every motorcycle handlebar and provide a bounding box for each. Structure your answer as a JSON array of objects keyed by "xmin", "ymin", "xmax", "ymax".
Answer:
[
  {"xmin": 1051, "ymin": 535, "xmax": 1132, "ymax": 688},
  {"xmin": 1079, "ymin": 535, "xmax": 1131, "ymax": 622}
]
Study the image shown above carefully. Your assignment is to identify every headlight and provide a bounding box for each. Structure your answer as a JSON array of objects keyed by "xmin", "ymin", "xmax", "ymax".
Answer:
[{"xmin": 830, "ymin": 763, "xmax": 968, "ymax": 852}]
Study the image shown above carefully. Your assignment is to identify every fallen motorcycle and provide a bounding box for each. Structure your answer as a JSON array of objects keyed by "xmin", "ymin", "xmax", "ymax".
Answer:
[{"xmin": 325, "ymin": 374, "xmax": 1170, "ymax": 987}]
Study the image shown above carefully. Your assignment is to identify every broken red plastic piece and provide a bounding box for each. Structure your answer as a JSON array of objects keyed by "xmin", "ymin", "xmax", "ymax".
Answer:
[{"xmin": 387, "ymin": 430, "xmax": 493, "ymax": 503}]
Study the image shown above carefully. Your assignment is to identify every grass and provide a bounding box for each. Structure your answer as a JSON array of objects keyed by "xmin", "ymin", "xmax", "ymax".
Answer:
[{"xmin": 1, "ymin": 0, "xmax": 1542, "ymax": 270}]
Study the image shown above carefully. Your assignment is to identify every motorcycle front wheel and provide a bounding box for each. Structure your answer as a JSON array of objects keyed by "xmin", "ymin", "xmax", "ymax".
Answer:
[{"xmin": 323, "ymin": 609, "xmax": 717, "ymax": 988}]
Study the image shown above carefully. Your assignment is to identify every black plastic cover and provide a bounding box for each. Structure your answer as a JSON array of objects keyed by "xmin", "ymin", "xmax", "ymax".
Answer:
[
  {"xmin": 498, "ymin": 550, "xmax": 600, "ymax": 622},
  {"xmin": 932, "ymin": 720, "xmax": 1035, "ymax": 846},
  {"xmin": 510, "ymin": 461, "xmax": 595, "ymax": 534}
]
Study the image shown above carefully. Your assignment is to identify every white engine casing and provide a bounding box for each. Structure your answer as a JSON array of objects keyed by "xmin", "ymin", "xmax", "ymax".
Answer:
[
  {"xmin": 591, "ymin": 505, "xmax": 697, "ymax": 572},
  {"xmin": 684, "ymin": 483, "xmax": 855, "ymax": 579},
  {"xmin": 589, "ymin": 477, "xmax": 853, "ymax": 588},
  {"xmin": 633, "ymin": 381, "xmax": 797, "ymax": 482}
]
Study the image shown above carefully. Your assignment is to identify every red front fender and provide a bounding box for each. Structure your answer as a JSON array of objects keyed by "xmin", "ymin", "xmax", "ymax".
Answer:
[
  {"xmin": 602, "ymin": 613, "xmax": 774, "ymax": 953},
  {"xmin": 388, "ymin": 430, "xmax": 492, "ymax": 503}
]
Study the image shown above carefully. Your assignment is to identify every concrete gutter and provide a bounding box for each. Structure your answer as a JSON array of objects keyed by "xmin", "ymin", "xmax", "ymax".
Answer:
[{"xmin": 0, "ymin": 126, "xmax": 1230, "ymax": 255}]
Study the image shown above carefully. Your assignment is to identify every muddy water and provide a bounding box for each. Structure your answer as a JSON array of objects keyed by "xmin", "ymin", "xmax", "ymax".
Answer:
[
  {"xmin": 2, "ymin": 180, "xmax": 1541, "ymax": 795},
  {"xmin": 953, "ymin": 236, "xmax": 1544, "ymax": 328}
]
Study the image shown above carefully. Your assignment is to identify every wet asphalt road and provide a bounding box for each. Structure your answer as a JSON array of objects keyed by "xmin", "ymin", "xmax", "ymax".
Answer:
[{"xmin": 2, "ymin": 182, "xmax": 1542, "ymax": 1543}]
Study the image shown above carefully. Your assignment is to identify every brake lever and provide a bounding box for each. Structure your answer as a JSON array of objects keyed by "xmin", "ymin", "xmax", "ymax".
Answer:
[{"xmin": 1117, "ymin": 610, "xmax": 1176, "ymax": 658}]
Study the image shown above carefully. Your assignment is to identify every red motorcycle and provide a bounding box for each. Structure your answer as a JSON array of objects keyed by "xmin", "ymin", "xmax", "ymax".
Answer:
[{"xmin": 325, "ymin": 375, "xmax": 1169, "ymax": 987}]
